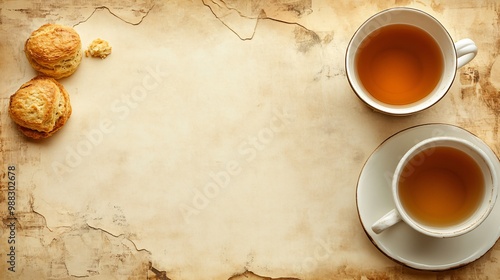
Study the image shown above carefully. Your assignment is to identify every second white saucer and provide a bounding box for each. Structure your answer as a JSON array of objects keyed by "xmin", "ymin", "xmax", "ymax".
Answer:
[{"xmin": 356, "ymin": 123, "xmax": 500, "ymax": 270}]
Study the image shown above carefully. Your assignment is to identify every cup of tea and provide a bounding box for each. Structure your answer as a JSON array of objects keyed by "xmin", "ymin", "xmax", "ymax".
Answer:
[
  {"xmin": 371, "ymin": 136, "xmax": 498, "ymax": 238},
  {"xmin": 345, "ymin": 7, "xmax": 478, "ymax": 115}
]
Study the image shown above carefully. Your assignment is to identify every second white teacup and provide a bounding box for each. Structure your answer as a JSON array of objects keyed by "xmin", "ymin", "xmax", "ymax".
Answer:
[{"xmin": 372, "ymin": 136, "xmax": 498, "ymax": 238}]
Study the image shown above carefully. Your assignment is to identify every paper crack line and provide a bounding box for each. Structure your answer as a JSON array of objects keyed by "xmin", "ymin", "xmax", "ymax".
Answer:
[
  {"xmin": 72, "ymin": 4, "xmax": 155, "ymax": 28},
  {"xmin": 201, "ymin": 0, "xmax": 318, "ymax": 41}
]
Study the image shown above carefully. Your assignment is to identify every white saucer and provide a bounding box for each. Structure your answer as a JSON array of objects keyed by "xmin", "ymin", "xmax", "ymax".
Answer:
[{"xmin": 356, "ymin": 123, "xmax": 500, "ymax": 270}]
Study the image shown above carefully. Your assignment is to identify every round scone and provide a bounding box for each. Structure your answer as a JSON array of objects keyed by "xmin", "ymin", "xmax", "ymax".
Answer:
[
  {"xmin": 25, "ymin": 23, "xmax": 83, "ymax": 79},
  {"xmin": 9, "ymin": 76, "xmax": 72, "ymax": 139}
]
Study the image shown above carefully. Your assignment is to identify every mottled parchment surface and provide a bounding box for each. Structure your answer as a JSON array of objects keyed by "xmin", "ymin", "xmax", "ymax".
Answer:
[{"xmin": 1, "ymin": 0, "xmax": 500, "ymax": 279}]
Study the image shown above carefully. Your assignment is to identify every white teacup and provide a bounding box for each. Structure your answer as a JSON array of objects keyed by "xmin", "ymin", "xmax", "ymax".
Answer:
[
  {"xmin": 372, "ymin": 136, "xmax": 498, "ymax": 238},
  {"xmin": 345, "ymin": 7, "xmax": 478, "ymax": 115}
]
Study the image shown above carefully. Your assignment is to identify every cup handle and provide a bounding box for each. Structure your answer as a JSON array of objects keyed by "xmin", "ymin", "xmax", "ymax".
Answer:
[
  {"xmin": 371, "ymin": 209, "xmax": 402, "ymax": 234},
  {"xmin": 455, "ymin": 38, "xmax": 478, "ymax": 69}
]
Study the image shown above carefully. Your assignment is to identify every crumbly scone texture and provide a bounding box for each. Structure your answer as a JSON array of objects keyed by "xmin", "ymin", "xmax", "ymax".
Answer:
[
  {"xmin": 9, "ymin": 76, "xmax": 72, "ymax": 139},
  {"xmin": 85, "ymin": 38, "xmax": 112, "ymax": 59},
  {"xmin": 25, "ymin": 23, "xmax": 83, "ymax": 79}
]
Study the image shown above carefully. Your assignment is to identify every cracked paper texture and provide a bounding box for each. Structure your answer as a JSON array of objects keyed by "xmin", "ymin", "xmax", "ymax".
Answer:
[{"xmin": 1, "ymin": 0, "xmax": 500, "ymax": 279}]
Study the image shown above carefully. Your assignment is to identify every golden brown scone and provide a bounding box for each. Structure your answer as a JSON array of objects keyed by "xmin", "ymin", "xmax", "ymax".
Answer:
[
  {"xmin": 25, "ymin": 23, "xmax": 83, "ymax": 79},
  {"xmin": 9, "ymin": 76, "xmax": 72, "ymax": 139}
]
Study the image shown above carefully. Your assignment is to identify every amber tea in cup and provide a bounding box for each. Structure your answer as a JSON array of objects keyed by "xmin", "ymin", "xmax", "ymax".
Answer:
[
  {"xmin": 345, "ymin": 7, "xmax": 478, "ymax": 115},
  {"xmin": 398, "ymin": 146, "xmax": 485, "ymax": 227},
  {"xmin": 371, "ymin": 136, "xmax": 498, "ymax": 238},
  {"xmin": 356, "ymin": 24, "xmax": 443, "ymax": 105}
]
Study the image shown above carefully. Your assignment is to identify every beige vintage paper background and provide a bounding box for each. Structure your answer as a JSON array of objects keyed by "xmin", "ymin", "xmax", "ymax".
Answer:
[{"xmin": 1, "ymin": 0, "xmax": 500, "ymax": 279}]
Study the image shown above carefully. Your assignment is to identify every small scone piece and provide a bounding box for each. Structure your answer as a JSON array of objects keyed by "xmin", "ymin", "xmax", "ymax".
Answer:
[
  {"xmin": 25, "ymin": 23, "xmax": 83, "ymax": 79},
  {"xmin": 9, "ymin": 76, "xmax": 72, "ymax": 139},
  {"xmin": 85, "ymin": 38, "xmax": 112, "ymax": 59}
]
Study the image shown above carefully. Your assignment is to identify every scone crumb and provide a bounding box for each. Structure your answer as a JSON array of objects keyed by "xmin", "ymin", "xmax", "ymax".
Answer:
[{"xmin": 85, "ymin": 38, "xmax": 112, "ymax": 59}]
